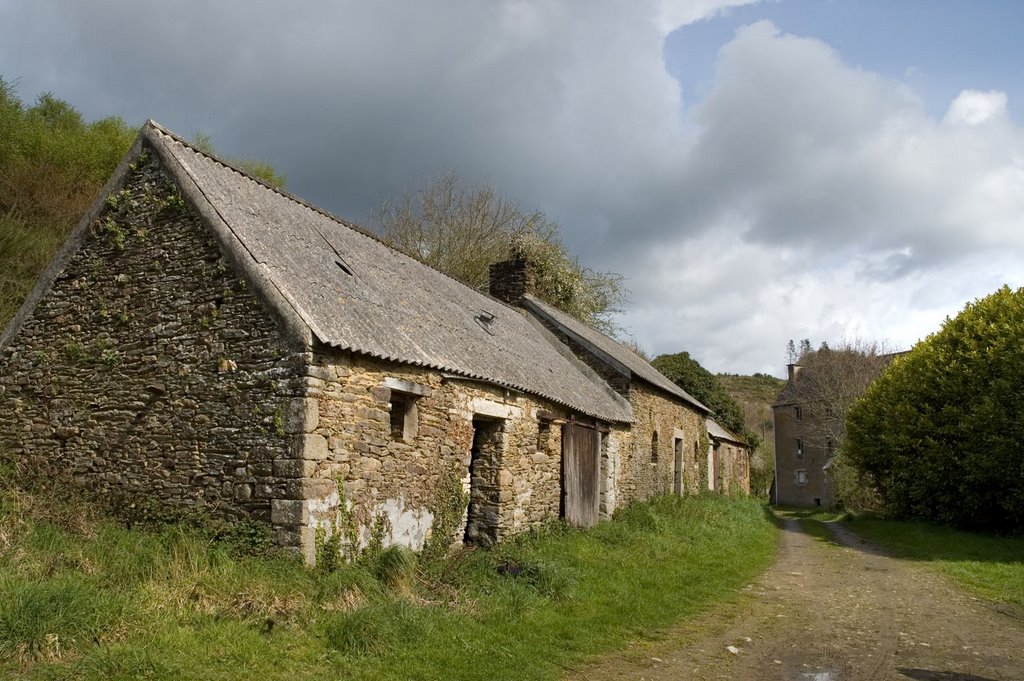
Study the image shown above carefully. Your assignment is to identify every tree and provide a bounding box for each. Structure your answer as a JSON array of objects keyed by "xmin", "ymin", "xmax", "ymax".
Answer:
[
  {"xmin": 794, "ymin": 342, "xmax": 892, "ymax": 455},
  {"xmin": 190, "ymin": 132, "xmax": 286, "ymax": 188},
  {"xmin": 786, "ymin": 340, "xmax": 798, "ymax": 364},
  {"xmin": 845, "ymin": 286, "xmax": 1024, "ymax": 533},
  {"xmin": 375, "ymin": 170, "xmax": 623, "ymax": 333},
  {"xmin": 650, "ymin": 352, "xmax": 758, "ymax": 449}
]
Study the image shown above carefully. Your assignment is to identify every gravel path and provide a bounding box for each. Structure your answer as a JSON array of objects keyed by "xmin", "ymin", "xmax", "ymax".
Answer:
[{"xmin": 568, "ymin": 518, "xmax": 1024, "ymax": 681}]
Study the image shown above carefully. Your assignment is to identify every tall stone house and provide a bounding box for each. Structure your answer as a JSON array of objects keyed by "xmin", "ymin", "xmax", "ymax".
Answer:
[
  {"xmin": 772, "ymin": 354, "xmax": 899, "ymax": 507},
  {"xmin": 0, "ymin": 121, "xmax": 748, "ymax": 562},
  {"xmin": 772, "ymin": 362, "xmax": 834, "ymax": 507}
]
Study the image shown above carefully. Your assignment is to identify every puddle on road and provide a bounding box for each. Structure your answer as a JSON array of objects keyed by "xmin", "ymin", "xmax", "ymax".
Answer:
[{"xmin": 800, "ymin": 670, "xmax": 840, "ymax": 681}]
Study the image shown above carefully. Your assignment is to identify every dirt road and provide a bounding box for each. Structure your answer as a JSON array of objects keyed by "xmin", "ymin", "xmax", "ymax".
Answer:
[{"xmin": 569, "ymin": 518, "xmax": 1024, "ymax": 681}]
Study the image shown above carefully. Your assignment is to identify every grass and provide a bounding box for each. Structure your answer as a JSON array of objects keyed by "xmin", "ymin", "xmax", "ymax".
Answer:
[
  {"xmin": 0, "ymin": 484, "xmax": 777, "ymax": 680},
  {"xmin": 845, "ymin": 518, "xmax": 1024, "ymax": 607}
]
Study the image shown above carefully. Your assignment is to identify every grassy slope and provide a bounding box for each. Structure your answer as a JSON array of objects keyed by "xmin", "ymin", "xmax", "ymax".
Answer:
[
  {"xmin": 847, "ymin": 519, "xmax": 1024, "ymax": 607},
  {"xmin": 0, "ymin": 489, "xmax": 777, "ymax": 680}
]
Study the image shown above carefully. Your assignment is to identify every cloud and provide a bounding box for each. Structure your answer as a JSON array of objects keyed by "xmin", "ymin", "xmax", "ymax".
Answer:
[
  {"xmin": 945, "ymin": 89, "xmax": 1009, "ymax": 126},
  {"xmin": 1, "ymin": 3, "xmax": 1022, "ymax": 375},
  {"xmin": 608, "ymin": 21, "xmax": 1024, "ymax": 370}
]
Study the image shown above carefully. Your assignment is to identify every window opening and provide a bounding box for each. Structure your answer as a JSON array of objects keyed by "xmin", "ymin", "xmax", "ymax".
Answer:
[
  {"xmin": 650, "ymin": 431, "xmax": 659, "ymax": 463},
  {"xmin": 389, "ymin": 393, "xmax": 409, "ymax": 438}
]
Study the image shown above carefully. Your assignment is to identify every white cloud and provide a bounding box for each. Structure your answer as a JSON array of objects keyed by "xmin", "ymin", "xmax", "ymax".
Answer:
[{"xmin": 944, "ymin": 89, "xmax": 1009, "ymax": 126}]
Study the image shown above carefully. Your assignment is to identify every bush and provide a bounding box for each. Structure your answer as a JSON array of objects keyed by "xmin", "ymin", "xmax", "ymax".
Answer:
[{"xmin": 845, "ymin": 285, "xmax": 1024, "ymax": 533}]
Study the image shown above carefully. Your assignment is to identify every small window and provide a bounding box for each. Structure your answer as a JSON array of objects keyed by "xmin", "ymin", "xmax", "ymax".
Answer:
[
  {"xmin": 796, "ymin": 470, "xmax": 807, "ymax": 485},
  {"xmin": 390, "ymin": 393, "xmax": 408, "ymax": 437},
  {"xmin": 796, "ymin": 439, "xmax": 804, "ymax": 458},
  {"xmin": 537, "ymin": 420, "xmax": 550, "ymax": 450},
  {"xmin": 795, "ymin": 406, "xmax": 803, "ymax": 421},
  {"xmin": 389, "ymin": 392, "xmax": 418, "ymax": 441},
  {"xmin": 650, "ymin": 431, "xmax": 659, "ymax": 463}
]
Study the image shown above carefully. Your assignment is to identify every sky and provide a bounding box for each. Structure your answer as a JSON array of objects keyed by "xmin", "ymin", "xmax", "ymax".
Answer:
[{"xmin": 1, "ymin": 0, "xmax": 1022, "ymax": 376}]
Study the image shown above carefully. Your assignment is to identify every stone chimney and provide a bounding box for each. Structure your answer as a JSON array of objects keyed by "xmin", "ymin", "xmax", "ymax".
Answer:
[
  {"xmin": 489, "ymin": 257, "xmax": 535, "ymax": 306},
  {"xmin": 787, "ymin": 363, "xmax": 804, "ymax": 381}
]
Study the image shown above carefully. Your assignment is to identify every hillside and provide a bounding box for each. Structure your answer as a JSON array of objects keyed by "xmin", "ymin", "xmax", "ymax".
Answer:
[{"xmin": 717, "ymin": 373, "xmax": 786, "ymax": 496}]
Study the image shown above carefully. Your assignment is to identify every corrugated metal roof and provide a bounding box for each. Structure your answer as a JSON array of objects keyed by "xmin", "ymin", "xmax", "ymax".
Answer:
[
  {"xmin": 149, "ymin": 126, "xmax": 632, "ymax": 423},
  {"xmin": 521, "ymin": 295, "xmax": 710, "ymax": 413},
  {"xmin": 706, "ymin": 418, "xmax": 745, "ymax": 445}
]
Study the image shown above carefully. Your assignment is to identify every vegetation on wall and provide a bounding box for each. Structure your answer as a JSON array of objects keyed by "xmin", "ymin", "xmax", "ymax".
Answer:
[{"xmin": 845, "ymin": 285, "xmax": 1024, "ymax": 533}]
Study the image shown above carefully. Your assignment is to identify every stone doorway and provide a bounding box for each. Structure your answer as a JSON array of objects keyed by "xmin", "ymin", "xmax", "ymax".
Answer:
[
  {"xmin": 464, "ymin": 417, "xmax": 504, "ymax": 546},
  {"xmin": 673, "ymin": 437, "xmax": 684, "ymax": 494}
]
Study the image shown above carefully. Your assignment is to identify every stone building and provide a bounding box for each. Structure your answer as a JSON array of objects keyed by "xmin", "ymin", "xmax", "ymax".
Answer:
[
  {"xmin": 0, "ymin": 121, "xmax": 736, "ymax": 563},
  {"xmin": 772, "ymin": 353, "xmax": 899, "ymax": 507},
  {"xmin": 773, "ymin": 363, "xmax": 833, "ymax": 507},
  {"xmin": 705, "ymin": 418, "xmax": 750, "ymax": 495}
]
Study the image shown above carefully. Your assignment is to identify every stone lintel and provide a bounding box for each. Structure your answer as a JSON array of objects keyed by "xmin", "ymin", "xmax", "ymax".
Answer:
[{"xmin": 383, "ymin": 377, "xmax": 433, "ymax": 397}]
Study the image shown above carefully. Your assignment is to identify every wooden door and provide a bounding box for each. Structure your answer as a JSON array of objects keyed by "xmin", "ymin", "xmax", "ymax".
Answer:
[{"xmin": 562, "ymin": 420, "xmax": 600, "ymax": 527}]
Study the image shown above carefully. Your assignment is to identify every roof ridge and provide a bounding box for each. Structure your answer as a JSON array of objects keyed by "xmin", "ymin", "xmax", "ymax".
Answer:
[{"xmin": 143, "ymin": 120, "xmax": 524, "ymax": 317}]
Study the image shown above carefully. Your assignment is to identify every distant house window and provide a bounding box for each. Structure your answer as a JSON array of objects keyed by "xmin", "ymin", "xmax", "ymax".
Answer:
[
  {"xmin": 796, "ymin": 470, "xmax": 807, "ymax": 485},
  {"xmin": 795, "ymin": 406, "xmax": 803, "ymax": 421},
  {"xmin": 796, "ymin": 439, "xmax": 804, "ymax": 458},
  {"xmin": 651, "ymin": 431, "xmax": 659, "ymax": 463}
]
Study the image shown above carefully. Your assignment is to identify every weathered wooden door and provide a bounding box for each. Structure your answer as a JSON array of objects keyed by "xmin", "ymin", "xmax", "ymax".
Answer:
[{"xmin": 562, "ymin": 420, "xmax": 600, "ymax": 527}]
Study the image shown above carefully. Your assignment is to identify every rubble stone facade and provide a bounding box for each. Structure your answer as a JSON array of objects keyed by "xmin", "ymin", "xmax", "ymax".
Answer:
[
  {"xmin": 0, "ymin": 154, "xmax": 304, "ymax": 538},
  {"xmin": 274, "ymin": 349, "xmax": 576, "ymax": 561}
]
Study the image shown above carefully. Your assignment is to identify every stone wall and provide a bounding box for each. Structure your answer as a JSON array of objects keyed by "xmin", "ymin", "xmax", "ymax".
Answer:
[
  {"xmin": 280, "ymin": 348, "xmax": 578, "ymax": 561},
  {"xmin": 611, "ymin": 382, "xmax": 706, "ymax": 507},
  {"xmin": 0, "ymin": 150, "xmax": 304, "ymax": 535},
  {"xmin": 773, "ymin": 403, "xmax": 831, "ymax": 507}
]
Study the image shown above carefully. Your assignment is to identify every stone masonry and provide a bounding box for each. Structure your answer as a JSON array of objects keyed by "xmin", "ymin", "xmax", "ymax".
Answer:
[
  {"xmin": 0, "ymin": 151, "xmax": 306, "ymax": 541},
  {"xmin": 277, "ymin": 349, "xmax": 574, "ymax": 561}
]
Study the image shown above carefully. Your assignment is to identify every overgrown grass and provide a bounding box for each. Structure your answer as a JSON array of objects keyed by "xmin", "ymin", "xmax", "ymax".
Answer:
[
  {"xmin": 846, "ymin": 518, "xmax": 1024, "ymax": 607},
  {"xmin": 0, "ymin": 486, "xmax": 776, "ymax": 680}
]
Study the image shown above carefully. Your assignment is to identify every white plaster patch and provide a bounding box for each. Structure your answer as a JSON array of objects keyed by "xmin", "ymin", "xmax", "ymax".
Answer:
[
  {"xmin": 306, "ymin": 490, "xmax": 341, "ymax": 529},
  {"xmin": 374, "ymin": 496, "xmax": 434, "ymax": 551}
]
